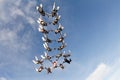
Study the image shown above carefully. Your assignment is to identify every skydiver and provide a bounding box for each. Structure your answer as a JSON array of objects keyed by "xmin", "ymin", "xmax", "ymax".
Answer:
[
  {"xmin": 41, "ymin": 52, "xmax": 53, "ymax": 62},
  {"xmin": 43, "ymin": 43, "xmax": 52, "ymax": 51},
  {"xmin": 58, "ymin": 45, "xmax": 64, "ymax": 50},
  {"xmin": 35, "ymin": 66, "xmax": 44, "ymax": 72},
  {"xmin": 62, "ymin": 50, "xmax": 71, "ymax": 58},
  {"xmin": 45, "ymin": 67, "xmax": 52, "ymax": 74},
  {"xmin": 55, "ymin": 29, "xmax": 61, "ymax": 34},
  {"xmin": 59, "ymin": 63, "xmax": 64, "ymax": 69},
  {"xmin": 37, "ymin": 18, "xmax": 47, "ymax": 26},
  {"xmin": 57, "ymin": 33, "xmax": 66, "ymax": 42},
  {"xmin": 63, "ymin": 58, "xmax": 72, "ymax": 64},
  {"xmin": 58, "ymin": 24, "xmax": 64, "ymax": 31},
  {"xmin": 36, "ymin": 4, "xmax": 45, "ymax": 16},
  {"xmin": 56, "ymin": 53, "xmax": 63, "ymax": 61},
  {"xmin": 46, "ymin": 38, "xmax": 52, "ymax": 43},
  {"xmin": 62, "ymin": 53, "xmax": 71, "ymax": 58},
  {"xmin": 41, "ymin": 55, "xmax": 46, "ymax": 60},
  {"xmin": 43, "ymin": 34, "xmax": 52, "ymax": 43},
  {"xmin": 42, "ymin": 36, "xmax": 52, "ymax": 43},
  {"xmin": 32, "ymin": 56, "xmax": 44, "ymax": 65},
  {"xmin": 38, "ymin": 27, "xmax": 49, "ymax": 34},
  {"xmin": 52, "ymin": 15, "xmax": 61, "ymax": 25},
  {"xmin": 51, "ymin": 2, "xmax": 60, "ymax": 17},
  {"xmin": 57, "ymin": 36, "xmax": 64, "ymax": 43},
  {"xmin": 58, "ymin": 43, "xmax": 66, "ymax": 50},
  {"xmin": 32, "ymin": 59, "xmax": 43, "ymax": 65},
  {"xmin": 52, "ymin": 61, "xmax": 58, "ymax": 68},
  {"xmin": 46, "ymin": 47, "xmax": 52, "ymax": 51},
  {"xmin": 55, "ymin": 24, "xmax": 64, "ymax": 34}
]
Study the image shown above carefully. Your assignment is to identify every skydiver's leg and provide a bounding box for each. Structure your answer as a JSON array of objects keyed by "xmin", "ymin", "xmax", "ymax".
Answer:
[
  {"xmin": 35, "ymin": 56, "xmax": 38, "ymax": 61},
  {"xmin": 35, "ymin": 68, "xmax": 39, "ymax": 72},
  {"xmin": 32, "ymin": 60, "xmax": 38, "ymax": 64}
]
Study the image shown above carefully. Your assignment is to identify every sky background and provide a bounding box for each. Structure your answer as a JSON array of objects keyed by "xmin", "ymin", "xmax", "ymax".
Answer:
[{"xmin": 0, "ymin": 0, "xmax": 120, "ymax": 80}]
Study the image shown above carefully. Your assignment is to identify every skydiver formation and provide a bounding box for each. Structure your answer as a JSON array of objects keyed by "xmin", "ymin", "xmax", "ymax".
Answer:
[{"xmin": 33, "ymin": 1, "xmax": 72, "ymax": 74}]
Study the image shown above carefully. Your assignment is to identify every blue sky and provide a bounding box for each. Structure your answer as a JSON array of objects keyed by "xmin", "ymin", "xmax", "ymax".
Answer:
[{"xmin": 0, "ymin": 0, "xmax": 120, "ymax": 80}]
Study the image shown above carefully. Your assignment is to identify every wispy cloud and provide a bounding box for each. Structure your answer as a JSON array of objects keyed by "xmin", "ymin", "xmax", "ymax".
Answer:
[
  {"xmin": 0, "ymin": 77, "xmax": 7, "ymax": 80},
  {"xmin": 0, "ymin": 0, "xmax": 36, "ymax": 25},
  {"xmin": 0, "ymin": 0, "xmax": 37, "ymax": 78},
  {"xmin": 0, "ymin": 0, "xmax": 37, "ymax": 52},
  {"xmin": 86, "ymin": 63, "xmax": 110, "ymax": 80},
  {"xmin": 86, "ymin": 58, "xmax": 120, "ymax": 80},
  {"xmin": 0, "ymin": 22, "xmax": 33, "ymax": 54},
  {"xmin": 106, "ymin": 58, "xmax": 120, "ymax": 80}
]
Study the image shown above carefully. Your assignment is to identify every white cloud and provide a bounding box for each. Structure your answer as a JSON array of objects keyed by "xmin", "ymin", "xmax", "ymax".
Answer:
[
  {"xmin": 0, "ymin": 0, "xmax": 37, "ymax": 52},
  {"xmin": 106, "ymin": 58, "xmax": 120, "ymax": 80},
  {"xmin": 0, "ymin": 0, "xmax": 36, "ymax": 72},
  {"xmin": 0, "ymin": 0, "xmax": 36, "ymax": 25},
  {"xmin": 26, "ymin": 16, "xmax": 35, "ymax": 24},
  {"xmin": 0, "ymin": 77, "xmax": 7, "ymax": 80},
  {"xmin": 10, "ymin": 7, "xmax": 25, "ymax": 17},
  {"xmin": 14, "ymin": 0, "xmax": 21, "ymax": 6},
  {"xmin": 86, "ymin": 63, "xmax": 110, "ymax": 80},
  {"xmin": 0, "ymin": 23, "xmax": 31, "ymax": 52},
  {"xmin": 86, "ymin": 58, "xmax": 120, "ymax": 80}
]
